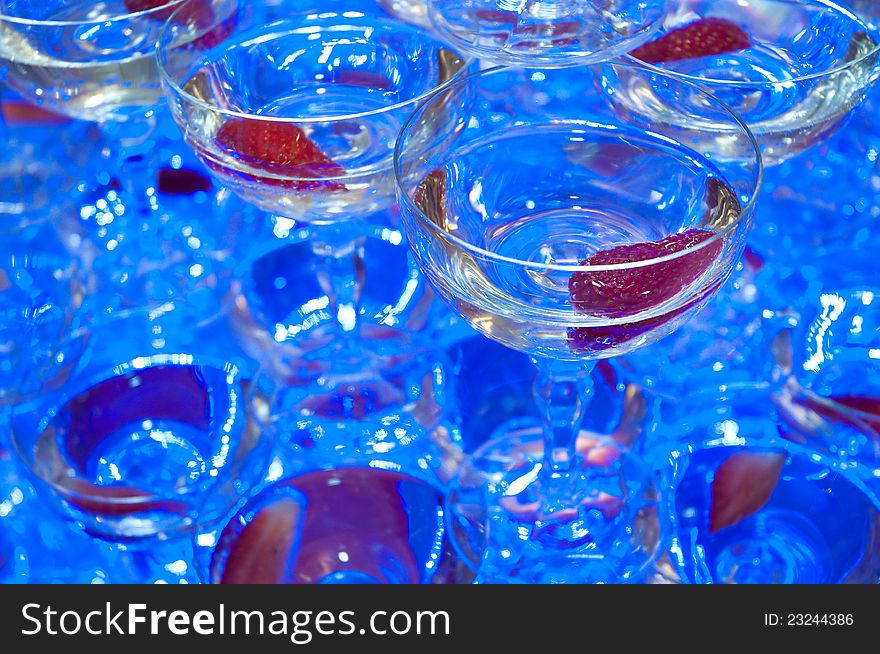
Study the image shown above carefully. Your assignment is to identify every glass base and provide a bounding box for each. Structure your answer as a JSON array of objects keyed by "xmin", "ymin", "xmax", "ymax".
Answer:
[{"xmin": 446, "ymin": 419, "xmax": 662, "ymax": 583}]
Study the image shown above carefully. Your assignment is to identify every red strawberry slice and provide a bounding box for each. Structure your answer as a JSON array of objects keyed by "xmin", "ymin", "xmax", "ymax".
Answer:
[
  {"xmin": 124, "ymin": 0, "xmax": 181, "ymax": 22},
  {"xmin": 568, "ymin": 311, "xmax": 668, "ymax": 353},
  {"xmin": 63, "ymin": 365, "xmax": 212, "ymax": 471},
  {"xmin": 279, "ymin": 469, "xmax": 426, "ymax": 584},
  {"xmin": 566, "ymin": 279, "xmax": 719, "ymax": 353},
  {"xmin": 797, "ymin": 394, "xmax": 880, "ymax": 437},
  {"xmin": 413, "ymin": 168, "xmax": 449, "ymax": 227},
  {"xmin": 829, "ymin": 396, "xmax": 880, "ymax": 431},
  {"xmin": 219, "ymin": 497, "xmax": 303, "ymax": 584},
  {"xmin": 704, "ymin": 176, "xmax": 743, "ymax": 228},
  {"xmin": 709, "ymin": 451, "xmax": 786, "ymax": 533},
  {"xmin": 743, "ymin": 246, "xmax": 764, "ymax": 273},
  {"xmin": 630, "ymin": 17, "xmax": 752, "ymax": 64},
  {"xmin": 501, "ymin": 491, "xmax": 623, "ymax": 524},
  {"xmin": 215, "ymin": 118, "xmax": 347, "ymax": 192},
  {"xmin": 125, "ymin": 0, "xmax": 210, "ymax": 24},
  {"xmin": 126, "ymin": 0, "xmax": 232, "ymax": 50},
  {"xmin": 1, "ymin": 100, "xmax": 69, "ymax": 125},
  {"xmin": 569, "ymin": 228, "xmax": 723, "ymax": 318},
  {"xmin": 157, "ymin": 167, "xmax": 212, "ymax": 195},
  {"xmin": 60, "ymin": 478, "xmax": 190, "ymax": 517}
]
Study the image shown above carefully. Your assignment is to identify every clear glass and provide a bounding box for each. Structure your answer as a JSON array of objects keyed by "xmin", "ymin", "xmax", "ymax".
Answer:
[
  {"xmin": 773, "ymin": 286, "xmax": 880, "ymax": 479},
  {"xmin": 0, "ymin": 0, "xmax": 235, "ymax": 314},
  {"xmin": 427, "ymin": 0, "xmax": 668, "ymax": 68},
  {"xmin": 378, "ymin": 0, "xmax": 430, "ymax": 28},
  {"xmin": 0, "ymin": 0, "xmax": 189, "ymax": 190},
  {"xmin": 0, "ymin": 91, "xmax": 91, "ymax": 239},
  {"xmin": 194, "ymin": 464, "xmax": 459, "ymax": 584},
  {"xmin": 657, "ymin": 386, "xmax": 880, "ymax": 584},
  {"xmin": 0, "ymin": 248, "xmax": 83, "ymax": 408},
  {"xmin": 395, "ymin": 64, "xmax": 762, "ymax": 582},
  {"xmin": 158, "ymin": 1, "xmax": 472, "ymax": 467},
  {"xmin": 613, "ymin": 0, "xmax": 880, "ymax": 165},
  {"xmin": 9, "ymin": 302, "xmax": 272, "ymax": 542}
]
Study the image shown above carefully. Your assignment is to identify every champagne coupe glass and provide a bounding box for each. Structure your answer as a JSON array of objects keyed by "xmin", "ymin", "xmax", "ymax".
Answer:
[
  {"xmin": 158, "ymin": 1, "xmax": 472, "ymax": 459},
  {"xmin": 9, "ymin": 301, "xmax": 272, "ymax": 542},
  {"xmin": 426, "ymin": 0, "xmax": 668, "ymax": 68},
  {"xmin": 0, "ymin": 0, "xmax": 238, "ymax": 313},
  {"xmin": 0, "ymin": 0, "xmax": 192, "ymax": 197},
  {"xmin": 772, "ymin": 287, "xmax": 880, "ymax": 480},
  {"xmin": 395, "ymin": 64, "xmax": 762, "ymax": 582},
  {"xmin": 657, "ymin": 385, "xmax": 880, "ymax": 584},
  {"xmin": 609, "ymin": 0, "xmax": 880, "ymax": 166},
  {"xmin": 193, "ymin": 463, "xmax": 459, "ymax": 584},
  {"xmin": 0, "ymin": 249, "xmax": 83, "ymax": 408}
]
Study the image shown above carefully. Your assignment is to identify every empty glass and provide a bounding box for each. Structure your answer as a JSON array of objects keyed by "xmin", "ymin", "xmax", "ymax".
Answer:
[
  {"xmin": 657, "ymin": 385, "xmax": 880, "ymax": 584},
  {"xmin": 195, "ymin": 465, "xmax": 456, "ymax": 584},
  {"xmin": 772, "ymin": 287, "xmax": 880, "ymax": 479},
  {"xmin": 9, "ymin": 302, "xmax": 272, "ymax": 542}
]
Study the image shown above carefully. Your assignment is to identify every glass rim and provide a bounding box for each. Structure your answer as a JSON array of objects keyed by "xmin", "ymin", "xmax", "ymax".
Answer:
[
  {"xmin": 622, "ymin": 0, "xmax": 880, "ymax": 88},
  {"xmin": 393, "ymin": 62, "xmax": 764, "ymax": 274},
  {"xmin": 0, "ymin": 0, "xmax": 189, "ymax": 27},
  {"xmin": 157, "ymin": 7, "xmax": 475, "ymax": 125},
  {"xmin": 8, "ymin": 308, "xmax": 265, "ymax": 506},
  {"xmin": 8, "ymin": 301, "xmax": 256, "ymax": 412},
  {"xmin": 425, "ymin": 0, "xmax": 669, "ymax": 68},
  {"xmin": 668, "ymin": 437, "xmax": 880, "ymax": 510},
  {"xmin": 192, "ymin": 464, "xmax": 443, "ymax": 583}
]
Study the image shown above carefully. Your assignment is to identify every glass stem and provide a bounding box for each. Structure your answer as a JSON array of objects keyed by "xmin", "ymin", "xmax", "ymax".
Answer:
[
  {"xmin": 100, "ymin": 114, "xmax": 159, "ymax": 205},
  {"xmin": 531, "ymin": 357, "xmax": 596, "ymax": 473},
  {"xmin": 310, "ymin": 222, "xmax": 366, "ymax": 340}
]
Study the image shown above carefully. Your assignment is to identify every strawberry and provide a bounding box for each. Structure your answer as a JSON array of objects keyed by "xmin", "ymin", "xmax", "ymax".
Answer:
[
  {"xmin": 709, "ymin": 451, "xmax": 786, "ymax": 533},
  {"xmin": 630, "ymin": 17, "xmax": 752, "ymax": 64},
  {"xmin": 566, "ymin": 281, "xmax": 718, "ymax": 353},
  {"xmin": 216, "ymin": 470, "xmax": 437, "ymax": 584},
  {"xmin": 797, "ymin": 394, "xmax": 880, "ymax": 437},
  {"xmin": 125, "ymin": 0, "xmax": 231, "ymax": 50},
  {"xmin": 828, "ymin": 396, "xmax": 880, "ymax": 431},
  {"xmin": 218, "ymin": 497, "xmax": 303, "ymax": 584},
  {"xmin": 704, "ymin": 176, "xmax": 743, "ymax": 229},
  {"xmin": 60, "ymin": 478, "xmax": 190, "ymax": 517},
  {"xmin": 501, "ymin": 491, "xmax": 623, "ymax": 524},
  {"xmin": 124, "ymin": 0, "xmax": 181, "ymax": 22},
  {"xmin": 1, "ymin": 100, "xmax": 69, "ymax": 125},
  {"xmin": 63, "ymin": 365, "xmax": 211, "ymax": 471},
  {"xmin": 157, "ymin": 167, "xmax": 212, "ymax": 195},
  {"xmin": 568, "ymin": 309, "xmax": 672, "ymax": 354},
  {"xmin": 413, "ymin": 168, "xmax": 449, "ymax": 227},
  {"xmin": 568, "ymin": 228, "xmax": 723, "ymax": 318},
  {"xmin": 279, "ymin": 469, "xmax": 426, "ymax": 584},
  {"xmin": 743, "ymin": 246, "xmax": 764, "ymax": 273},
  {"xmin": 846, "ymin": 30, "xmax": 876, "ymax": 63},
  {"xmin": 215, "ymin": 118, "xmax": 347, "ymax": 192}
]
